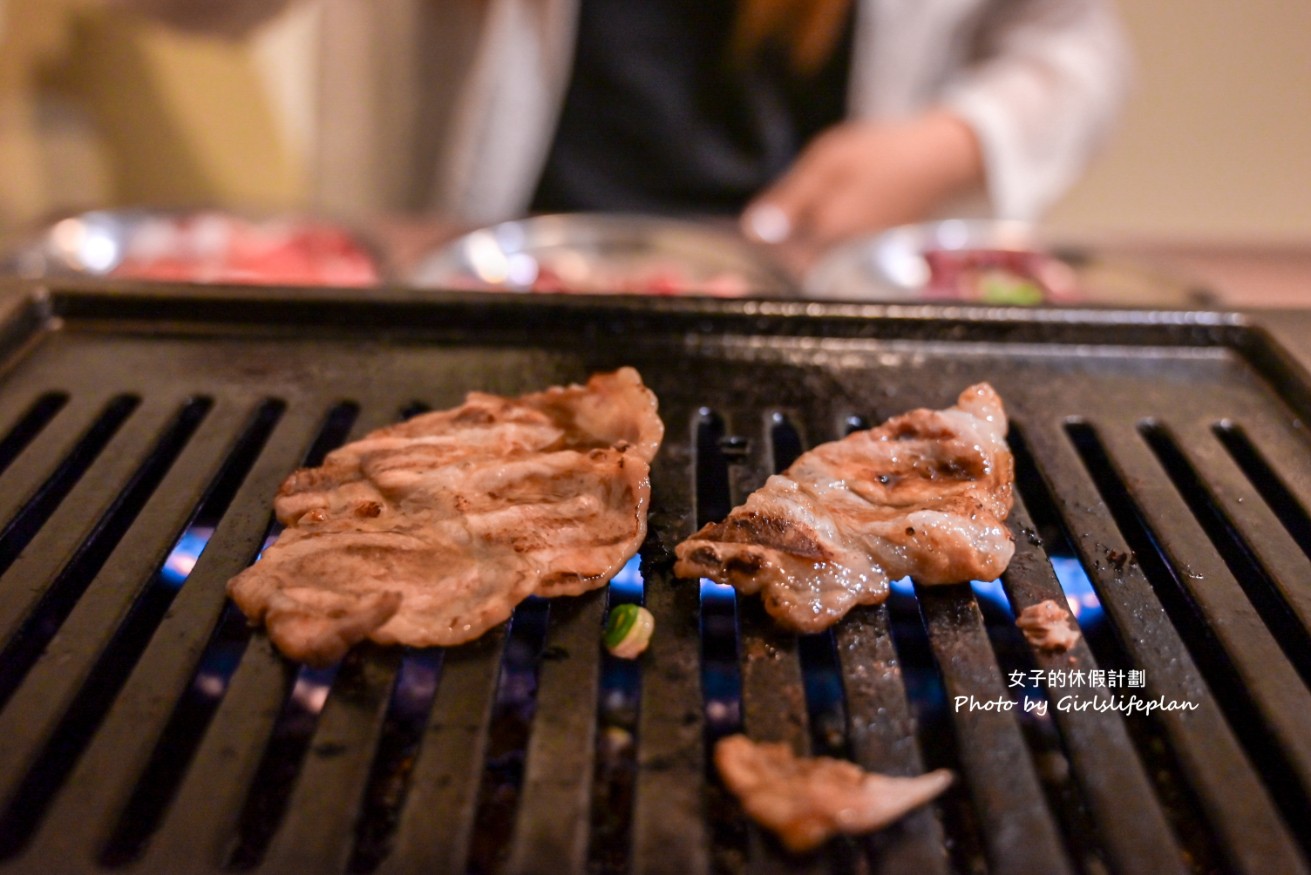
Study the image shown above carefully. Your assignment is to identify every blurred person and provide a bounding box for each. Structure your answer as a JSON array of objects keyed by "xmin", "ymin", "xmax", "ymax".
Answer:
[{"xmin": 109, "ymin": 0, "xmax": 1130, "ymax": 245}]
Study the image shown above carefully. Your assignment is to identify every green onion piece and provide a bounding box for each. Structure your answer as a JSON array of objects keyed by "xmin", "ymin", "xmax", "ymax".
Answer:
[
  {"xmin": 605, "ymin": 604, "xmax": 638, "ymax": 648},
  {"xmin": 604, "ymin": 604, "xmax": 654, "ymax": 659}
]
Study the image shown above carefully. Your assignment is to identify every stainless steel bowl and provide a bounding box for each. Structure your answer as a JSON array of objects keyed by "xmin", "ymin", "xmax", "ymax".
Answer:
[
  {"xmin": 804, "ymin": 219, "xmax": 1212, "ymax": 306},
  {"xmin": 408, "ymin": 213, "xmax": 797, "ymax": 297},
  {"xmin": 3, "ymin": 209, "xmax": 384, "ymax": 286}
]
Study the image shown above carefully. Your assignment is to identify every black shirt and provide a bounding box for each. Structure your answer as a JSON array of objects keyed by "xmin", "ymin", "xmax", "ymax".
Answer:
[{"xmin": 530, "ymin": 0, "xmax": 853, "ymax": 215}]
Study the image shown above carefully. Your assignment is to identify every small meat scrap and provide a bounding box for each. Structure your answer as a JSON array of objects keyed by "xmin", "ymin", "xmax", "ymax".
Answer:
[
  {"xmin": 228, "ymin": 368, "xmax": 663, "ymax": 666},
  {"xmin": 675, "ymin": 384, "xmax": 1014, "ymax": 632},
  {"xmin": 714, "ymin": 735, "xmax": 953, "ymax": 853},
  {"xmin": 1016, "ymin": 599, "xmax": 1082, "ymax": 651}
]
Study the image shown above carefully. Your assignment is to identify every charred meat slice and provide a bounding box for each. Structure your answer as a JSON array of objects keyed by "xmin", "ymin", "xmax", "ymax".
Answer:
[
  {"xmin": 714, "ymin": 734, "xmax": 953, "ymax": 853},
  {"xmin": 675, "ymin": 384, "xmax": 1014, "ymax": 632},
  {"xmin": 228, "ymin": 368, "xmax": 663, "ymax": 665}
]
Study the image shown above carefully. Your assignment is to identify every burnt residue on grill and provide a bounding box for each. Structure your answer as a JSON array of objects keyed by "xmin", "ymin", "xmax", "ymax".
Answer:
[
  {"xmin": 1139, "ymin": 421, "xmax": 1311, "ymax": 689},
  {"xmin": 0, "ymin": 284, "xmax": 1309, "ymax": 874},
  {"xmin": 1008, "ymin": 428, "xmax": 1229, "ymax": 875},
  {"xmin": 1065, "ymin": 420, "xmax": 1311, "ymax": 866}
]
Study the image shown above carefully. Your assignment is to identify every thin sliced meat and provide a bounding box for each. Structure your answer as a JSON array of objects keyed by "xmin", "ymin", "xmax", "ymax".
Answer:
[
  {"xmin": 228, "ymin": 368, "xmax": 663, "ymax": 665},
  {"xmin": 675, "ymin": 384, "xmax": 1013, "ymax": 632},
  {"xmin": 714, "ymin": 734, "xmax": 954, "ymax": 853}
]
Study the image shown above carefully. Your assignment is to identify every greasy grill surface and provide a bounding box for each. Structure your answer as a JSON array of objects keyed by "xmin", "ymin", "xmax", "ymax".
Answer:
[{"xmin": 0, "ymin": 283, "xmax": 1309, "ymax": 874}]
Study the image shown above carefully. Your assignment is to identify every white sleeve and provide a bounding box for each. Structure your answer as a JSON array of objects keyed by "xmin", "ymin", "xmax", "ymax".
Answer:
[
  {"xmin": 940, "ymin": 0, "xmax": 1132, "ymax": 220},
  {"xmin": 106, "ymin": 0, "xmax": 298, "ymax": 38}
]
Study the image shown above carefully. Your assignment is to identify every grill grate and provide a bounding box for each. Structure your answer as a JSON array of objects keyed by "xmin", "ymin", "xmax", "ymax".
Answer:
[{"xmin": 0, "ymin": 283, "xmax": 1310, "ymax": 874}]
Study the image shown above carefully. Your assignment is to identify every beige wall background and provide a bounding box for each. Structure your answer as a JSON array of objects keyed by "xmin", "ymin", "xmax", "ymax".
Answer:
[
  {"xmin": 1, "ymin": 0, "xmax": 1308, "ymax": 243},
  {"xmin": 0, "ymin": 0, "xmax": 302, "ymax": 233},
  {"xmin": 1049, "ymin": 0, "xmax": 1311, "ymax": 244}
]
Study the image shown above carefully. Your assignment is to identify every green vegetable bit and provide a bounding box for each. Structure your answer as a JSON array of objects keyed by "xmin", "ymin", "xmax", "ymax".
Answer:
[
  {"xmin": 604, "ymin": 604, "xmax": 641, "ymax": 649},
  {"xmin": 604, "ymin": 604, "xmax": 654, "ymax": 658},
  {"xmin": 979, "ymin": 273, "xmax": 1045, "ymax": 305}
]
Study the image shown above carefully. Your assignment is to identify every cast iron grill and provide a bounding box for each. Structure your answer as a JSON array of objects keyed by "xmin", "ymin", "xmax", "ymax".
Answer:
[{"xmin": 0, "ymin": 281, "xmax": 1309, "ymax": 874}]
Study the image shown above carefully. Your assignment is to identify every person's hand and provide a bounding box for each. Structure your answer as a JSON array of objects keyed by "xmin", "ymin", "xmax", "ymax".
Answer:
[{"xmin": 741, "ymin": 108, "xmax": 984, "ymax": 246}]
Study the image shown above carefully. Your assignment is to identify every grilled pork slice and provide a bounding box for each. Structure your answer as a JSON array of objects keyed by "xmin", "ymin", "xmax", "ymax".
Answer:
[
  {"xmin": 228, "ymin": 368, "xmax": 663, "ymax": 665},
  {"xmin": 715, "ymin": 734, "xmax": 954, "ymax": 853},
  {"xmin": 675, "ymin": 384, "xmax": 1014, "ymax": 632}
]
